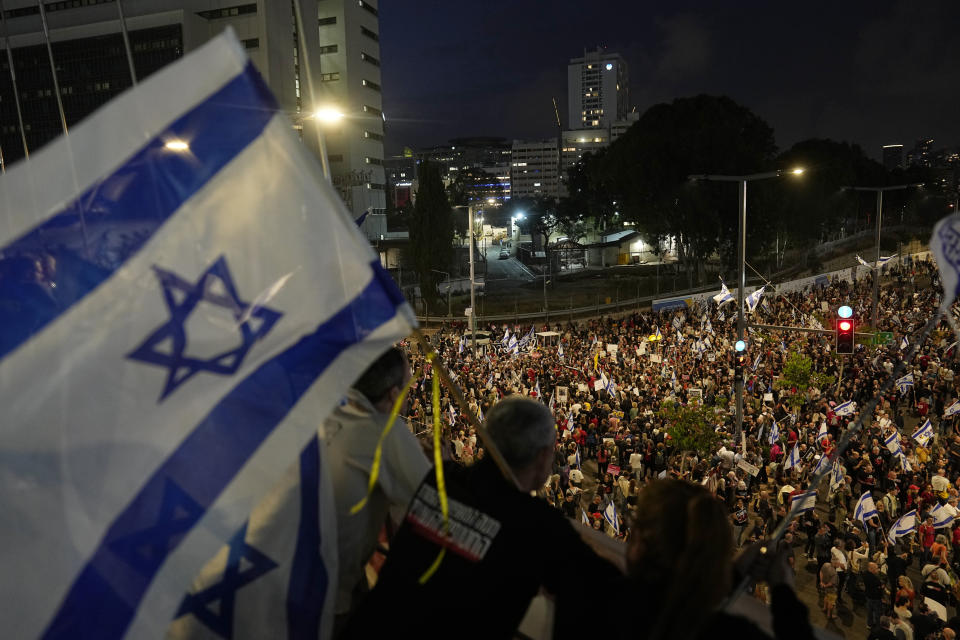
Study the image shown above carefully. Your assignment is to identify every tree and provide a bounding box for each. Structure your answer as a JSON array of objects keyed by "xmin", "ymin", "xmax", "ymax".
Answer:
[
  {"xmin": 659, "ymin": 400, "xmax": 724, "ymax": 467},
  {"xmin": 597, "ymin": 95, "xmax": 777, "ymax": 287},
  {"xmin": 409, "ymin": 161, "xmax": 453, "ymax": 307},
  {"xmin": 558, "ymin": 153, "xmax": 615, "ymax": 236},
  {"xmin": 510, "ymin": 196, "xmax": 559, "ymax": 251},
  {"xmin": 778, "ymin": 351, "xmax": 834, "ymax": 412}
]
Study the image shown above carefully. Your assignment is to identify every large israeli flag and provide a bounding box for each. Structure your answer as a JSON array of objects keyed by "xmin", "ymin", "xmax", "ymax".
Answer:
[
  {"xmin": 854, "ymin": 491, "xmax": 879, "ymax": 525},
  {"xmin": 913, "ymin": 419, "xmax": 934, "ymax": 447},
  {"xmin": 887, "ymin": 509, "xmax": 918, "ymax": 545},
  {"xmin": 791, "ymin": 490, "xmax": 817, "ymax": 514},
  {"xmin": 0, "ymin": 32, "xmax": 413, "ymax": 640},
  {"xmin": 896, "ymin": 372, "xmax": 914, "ymax": 395},
  {"xmin": 745, "ymin": 285, "xmax": 765, "ymax": 313},
  {"xmin": 834, "ymin": 400, "xmax": 856, "ymax": 417},
  {"xmin": 713, "ymin": 278, "xmax": 735, "ymax": 306},
  {"xmin": 945, "ymin": 400, "xmax": 960, "ymax": 418}
]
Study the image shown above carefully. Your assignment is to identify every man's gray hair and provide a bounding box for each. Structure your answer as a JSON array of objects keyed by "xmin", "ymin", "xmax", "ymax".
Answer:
[{"xmin": 485, "ymin": 396, "xmax": 556, "ymax": 469}]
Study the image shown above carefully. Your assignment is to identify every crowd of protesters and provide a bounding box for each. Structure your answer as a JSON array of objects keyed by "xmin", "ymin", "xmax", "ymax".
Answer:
[{"xmin": 398, "ymin": 255, "xmax": 960, "ymax": 638}]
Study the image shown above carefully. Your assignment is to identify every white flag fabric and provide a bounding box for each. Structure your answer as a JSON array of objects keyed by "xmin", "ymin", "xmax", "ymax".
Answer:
[
  {"xmin": 913, "ymin": 419, "xmax": 934, "ymax": 447},
  {"xmin": 856, "ymin": 255, "xmax": 872, "ymax": 268},
  {"xmin": 603, "ymin": 501, "xmax": 620, "ymax": 534},
  {"xmin": 0, "ymin": 32, "xmax": 414, "ymax": 640},
  {"xmin": 834, "ymin": 400, "xmax": 856, "ymax": 417},
  {"xmin": 713, "ymin": 278, "xmax": 735, "ymax": 306},
  {"xmin": 508, "ymin": 333, "xmax": 519, "ymax": 355},
  {"xmin": 887, "ymin": 509, "xmax": 918, "ymax": 544},
  {"xmin": 896, "ymin": 372, "xmax": 914, "ymax": 394},
  {"xmin": 768, "ymin": 420, "xmax": 780, "ymax": 445},
  {"xmin": 945, "ymin": 401, "xmax": 960, "ymax": 418},
  {"xmin": 745, "ymin": 285, "xmax": 765, "ymax": 313},
  {"xmin": 931, "ymin": 503, "xmax": 956, "ymax": 529},
  {"xmin": 931, "ymin": 213, "xmax": 960, "ymax": 311},
  {"xmin": 878, "ymin": 254, "xmax": 897, "ymax": 267},
  {"xmin": 784, "ymin": 444, "xmax": 800, "ymax": 470},
  {"xmin": 854, "ymin": 491, "xmax": 879, "ymax": 524},
  {"xmin": 900, "ymin": 336, "xmax": 909, "ymax": 351},
  {"xmin": 791, "ymin": 490, "xmax": 817, "ymax": 513}
]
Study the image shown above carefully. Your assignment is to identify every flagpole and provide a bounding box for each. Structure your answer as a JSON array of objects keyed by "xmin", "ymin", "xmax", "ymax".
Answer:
[
  {"xmin": 37, "ymin": 1, "xmax": 68, "ymax": 137},
  {"xmin": 0, "ymin": 0, "xmax": 29, "ymax": 159},
  {"xmin": 115, "ymin": 0, "xmax": 137, "ymax": 86}
]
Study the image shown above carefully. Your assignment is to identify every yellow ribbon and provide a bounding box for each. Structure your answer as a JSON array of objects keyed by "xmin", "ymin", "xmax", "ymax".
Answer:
[
  {"xmin": 349, "ymin": 369, "xmax": 419, "ymax": 516},
  {"xmin": 419, "ymin": 356, "xmax": 450, "ymax": 584}
]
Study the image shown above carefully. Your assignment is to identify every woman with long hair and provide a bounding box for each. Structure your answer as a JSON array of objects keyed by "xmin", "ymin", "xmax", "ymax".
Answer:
[{"xmin": 625, "ymin": 479, "xmax": 814, "ymax": 640}]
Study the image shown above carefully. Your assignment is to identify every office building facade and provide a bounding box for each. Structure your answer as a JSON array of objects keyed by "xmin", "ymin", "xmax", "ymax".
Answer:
[
  {"xmin": 567, "ymin": 47, "xmax": 628, "ymax": 130},
  {"xmin": 882, "ymin": 144, "xmax": 904, "ymax": 171}
]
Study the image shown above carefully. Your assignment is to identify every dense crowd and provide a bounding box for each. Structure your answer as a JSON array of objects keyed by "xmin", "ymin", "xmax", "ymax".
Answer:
[{"xmin": 401, "ymin": 256, "xmax": 960, "ymax": 638}]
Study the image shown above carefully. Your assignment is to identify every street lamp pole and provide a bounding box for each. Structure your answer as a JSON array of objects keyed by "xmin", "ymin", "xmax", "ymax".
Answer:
[
  {"xmin": 688, "ymin": 169, "xmax": 802, "ymax": 454},
  {"xmin": 847, "ymin": 184, "xmax": 923, "ymax": 330},
  {"xmin": 468, "ymin": 205, "xmax": 477, "ymax": 356}
]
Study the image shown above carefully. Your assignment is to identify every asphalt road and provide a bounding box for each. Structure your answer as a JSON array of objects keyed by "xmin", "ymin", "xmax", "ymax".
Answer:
[{"xmin": 483, "ymin": 241, "xmax": 535, "ymax": 287}]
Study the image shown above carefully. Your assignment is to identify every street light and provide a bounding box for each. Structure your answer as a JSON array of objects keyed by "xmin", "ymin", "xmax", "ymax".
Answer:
[
  {"xmin": 312, "ymin": 107, "xmax": 345, "ymax": 123},
  {"xmin": 688, "ymin": 168, "xmax": 805, "ymax": 452},
  {"xmin": 842, "ymin": 183, "xmax": 923, "ymax": 330}
]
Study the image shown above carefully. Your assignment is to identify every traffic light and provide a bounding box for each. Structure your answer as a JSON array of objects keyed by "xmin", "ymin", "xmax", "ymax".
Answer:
[
  {"xmin": 836, "ymin": 306, "xmax": 855, "ymax": 354},
  {"xmin": 734, "ymin": 340, "xmax": 748, "ymax": 376}
]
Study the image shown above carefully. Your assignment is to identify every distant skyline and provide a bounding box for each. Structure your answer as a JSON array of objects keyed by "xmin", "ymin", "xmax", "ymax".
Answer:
[{"xmin": 377, "ymin": 0, "xmax": 960, "ymax": 161}]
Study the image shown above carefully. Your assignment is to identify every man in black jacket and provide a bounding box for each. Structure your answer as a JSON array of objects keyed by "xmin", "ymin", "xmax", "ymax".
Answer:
[{"xmin": 342, "ymin": 396, "xmax": 622, "ymax": 638}]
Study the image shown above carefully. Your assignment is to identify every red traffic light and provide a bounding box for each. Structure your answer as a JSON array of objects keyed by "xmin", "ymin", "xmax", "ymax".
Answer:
[{"xmin": 839, "ymin": 321, "xmax": 852, "ymax": 332}]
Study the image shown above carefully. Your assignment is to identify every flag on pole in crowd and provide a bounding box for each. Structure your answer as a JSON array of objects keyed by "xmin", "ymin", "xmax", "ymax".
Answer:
[
  {"xmin": 458, "ymin": 337, "xmax": 465, "ymax": 354},
  {"xmin": 752, "ymin": 353, "xmax": 762, "ymax": 371},
  {"xmin": 834, "ymin": 400, "xmax": 857, "ymax": 417},
  {"xmin": 597, "ymin": 371, "xmax": 610, "ymax": 393},
  {"xmin": 932, "ymin": 503, "xmax": 957, "ymax": 529},
  {"xmin": 604, "ymin": 376, "xmax": 616, "ymax": 396},
  {"xmin": 477, "ymin": 404, "xmax": 485, "ymax": 423},
  {"xmin": 566, "ymin": 412, "xmax": 575, "ymax": 434},
  {"xmin": 575, "ymin": 447, "xmax": 581, "ymax": 469},
  {"xmin": 676, "ymin": 329, "xmax": 684, "ymax": 344},
  {"xmin": 913, "ymin": 419, "xmax": 934, "ymax": 447},
  {"xmin": 534, "ymin": 380, "xmax": 542, "ymax": 399},
  {"xmin": 448, "ymin": 403, "xmax": 458, "ymax": 424},
  {"xmin": 856, "ymin": 255, "xmax": 872, "ymax": 268},
  {"xmin": 501, "ymin": 329, "xmax": 511, "ymax": 347},
  {"xmin": 558, "ymin": 342, "xmax": 564, "ymax": 359},
  {"xmin": 878, "ymin": 254, "xmax": 897, "ymax": 267},
  {"xmin": 816, "ymin": 422, "xmax": 829, "ymax": 445},
  {"xmin": 784, "ymin": 443, "xmax": 800, "ymax": 470},
  {"xmin": 486, "ymin": 373, "xmax": 494, "ymax": 390},
  {"xmin": 830, "ymin": 461, "xmax": 845, "ymax": 492},
  {"xmin": 945, "ymin": 400, "xmax": 960, "ymax": 418},
  {"xmin": 855, "ymin": 491, "xmax": 879, "ymax": 524},
  {"xmin": 548, "ymin": 392, "xmax": 556, "ymax": 414},
  {"xmin": 769, "ymin": 420, "xmax": 780, "ymax": 445},
  {"xmin": 745, "ymin": 285, "xmax": 766, "ymax": 313},
  {"xmin": 791, "ymin": 490, "xmax": 817, "ymax": 513},
  {"xmin": 714, "ymin": 278, "xmax": 735, "ymax": 306},
  {"xmin": 0, "ymin": 31, "xmax": 420, "ymax": 640},
  {"xmin": 884, "ymin": 431, "xmax": 907, "ymax": 469},
  {"xmin": 900, "ymin": 336, "xmax": 909, "ymax": 351},
  {"xmin": 508, "ymin": 333, "xmax": 519, "ymax": 356},
  {"xmin": 718, "ymin": 310, "xmax": 726, "ymax": 322},
  {"xmin": 654, "ymin": 326, "xmax": 662, "ymax": 340},
  {"xmin": 812, "ymin": 453, "xmax": 830, "ymax": 475},
  {"xmin": 706, "ymin": 320, "xmax": 714, "ymax": 334},
  {"xmin": 887, "ymin": 509, "xmax": 918, "ymax": 544},
  {"xmin": 896, "ymin": 372, "xmax": 914, "ymax": 394},
  {"xmin": 603, "ymin": 501, "xmax": 620, "ymax": 534},
  {"xmin": 581, "ymin": 509, "xmax": 591, "ymax": 526}
]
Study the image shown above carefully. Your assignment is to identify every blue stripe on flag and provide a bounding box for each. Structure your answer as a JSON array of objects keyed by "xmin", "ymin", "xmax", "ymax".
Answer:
[
  {"xmin": 0, "ymin": 61, "xmax": 277, "ymax": 363},
  {"xmin": 42, "ymin": 263, "xmax": 401, "ymax": 640},
  {"xmin": 286, "ymin": 435, "xmax": 327, "ymax": 640}
]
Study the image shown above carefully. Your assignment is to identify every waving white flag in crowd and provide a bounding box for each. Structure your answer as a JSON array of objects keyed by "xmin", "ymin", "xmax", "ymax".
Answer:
[{"xmin": 0, "ymin": 31, "xmax": 416, "ymax": 640}]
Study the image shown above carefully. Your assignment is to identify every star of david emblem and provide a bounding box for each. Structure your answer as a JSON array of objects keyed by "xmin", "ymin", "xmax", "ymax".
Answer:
[
  {"xmin": 128, "ymin": 256, "xmax": 282, "ymax": 401},
  {"xmin": 174, "ymin": 521, "xmax": 278, "ymax": 639}
]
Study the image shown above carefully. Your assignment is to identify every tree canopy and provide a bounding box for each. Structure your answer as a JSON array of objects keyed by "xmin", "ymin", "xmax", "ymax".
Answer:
[{"xmin": 409, "ymin": 161, "xmax": 454, "ymax": 307}]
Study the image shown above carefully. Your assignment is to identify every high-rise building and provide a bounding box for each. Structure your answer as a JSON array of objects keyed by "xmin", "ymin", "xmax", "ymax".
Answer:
[
  {"xmin": 0, "ymin": 1, "xmax": 326, "ymax": 164},
  {"xmin": 882, "ymin": 144, "xmax": 904, "ymax": 171},
  {"xmin": 315, "ymin": 0, "xmax": 386, "ymax": 217},
  {"xmin": 417, "ymin": 137, "xmax": 511, "ymax": 203},
  {"xmin": 567, "ymin": 48, "xmax": 628, "ymax": 130}
]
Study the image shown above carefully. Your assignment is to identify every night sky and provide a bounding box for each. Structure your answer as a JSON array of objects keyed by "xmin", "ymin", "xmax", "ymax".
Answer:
[{"xmin": 378, "ymin": 0, "xmax": 960, "ymax": 161}]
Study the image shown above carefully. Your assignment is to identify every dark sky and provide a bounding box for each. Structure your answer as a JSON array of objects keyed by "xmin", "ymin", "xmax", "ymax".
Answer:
[{"xmin": 378, "ymin": 0, "xmax": 960, "ymax": 161}]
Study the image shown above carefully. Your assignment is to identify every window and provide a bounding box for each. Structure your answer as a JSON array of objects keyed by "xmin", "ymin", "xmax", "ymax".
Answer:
[
  {"xmin": 196, "ymin": 3, "xmax": 257, "ymax": 19},
  {"xmin": 319, "ymin": 44, "xmax": 338, "ymax": 54},
  {"xmin": 364, "ymin": 130, "xmax": 383, "ymax": 141},
  {"xmin": 241, "ymin": 38, "xmax": 259, "ymax": 49},
  {"xmin": 321, "ymin": 72, "xmax": 340, "ymax": 82},
  {"xmin": 366, "ymin": 182, "xmax": 385, "ymax": 190},
  {"xmin": 365, "ymin": 157, "xmax": 383, "ymax": 165},
  {"xmin": 362, "ymin": 104, "xmax": 382, "ymax": 117},
  {"xmin": 357, "ymin": 0, "xmax": 378, "ymax": 17},
  {"xmin": 360, "ymin": 25, "xmax": 379, "ymax": 42},
  {"xmin": 360, "ymin": 52, "xmax": 380, "ymax": 67},
  {"xmin": 362, "ymin": 79, "xmax": 381, "ymax": 92},
  {"xmin": 318, "ymin": 16, "xmax": 337, "ymax": 25},
  {"xmin": 328, "ymin": 154, "xmax": 344, "ymax": 162}
]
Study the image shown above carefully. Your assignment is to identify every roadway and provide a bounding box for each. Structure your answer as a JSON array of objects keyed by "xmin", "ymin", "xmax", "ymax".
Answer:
[{"xmin": 482, "ymin": 240, "xmax": 535, "ymax": 288}]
